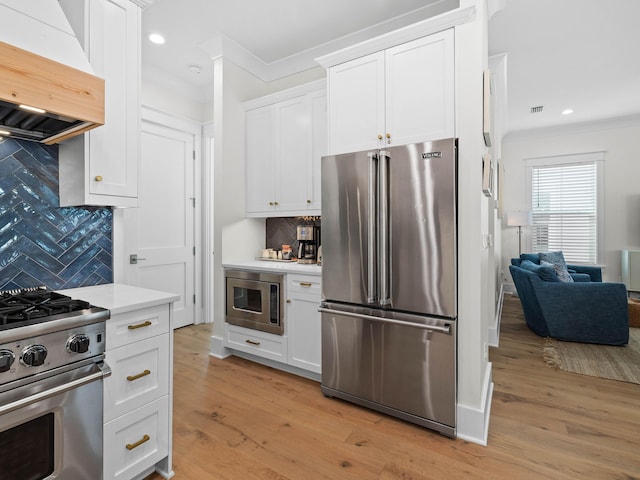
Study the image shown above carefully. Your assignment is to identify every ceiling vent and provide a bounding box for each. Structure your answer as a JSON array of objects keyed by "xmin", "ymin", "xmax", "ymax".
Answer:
[{"xmin": 530, "ymin": 105, "xmax": 544, "ymax": 113}]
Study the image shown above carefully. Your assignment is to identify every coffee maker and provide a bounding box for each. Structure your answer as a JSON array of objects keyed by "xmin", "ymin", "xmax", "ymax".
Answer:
[{"xmin": 296, "ymin": 225, "xmax": 319, "ymax": 264}]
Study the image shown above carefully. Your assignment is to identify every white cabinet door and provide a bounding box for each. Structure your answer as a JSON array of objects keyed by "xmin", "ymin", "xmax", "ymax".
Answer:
[
  {"xmin": 385, "ymin": 29, "xmax": 455, "ymax": 147},
  {"xmin": 58, "ymin": 0, "xmax": 140, "ymax": 207},
  {"xmin": 88, "ymin": 0, "xmax": 139, "ymax": 200},
  {"xmin": 287, "ymin": 275, "xmax": 322, "ymax": 374},
  {"xmin": 309, "ymin": 90, "xmax": 327, "ymax": 211},
  {"xmin": 327, "ymin": 29, "xmax": 455, "ymax": 155},
  {"xmin": 245, "ymin": 105, "xmax": 276, "ymax": 215},
  {"xmin": 328, "ymin": 51, "xmax": 385, "ymax": 155},
  {"xmin": 274, "ymin": 96, "xmax": 310, "ymax": 213},
  {"xmin": 245, "ymin": 87, "xmax": 326, "ymax": 217}
]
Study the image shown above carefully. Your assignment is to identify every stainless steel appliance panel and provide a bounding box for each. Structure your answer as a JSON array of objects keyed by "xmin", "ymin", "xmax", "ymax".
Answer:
[
  {"xmin": 0, "ymin": 362, "xmax": 108, "ymax": 479},
  {"xmin": 320, "ymin": 304, "xmax": 456, "ymax": 435},
  {"xmin": 386, "ymin": 139, "xmax": 457, "ymax": 317},
  {"xmin": 321, "ymin": 150, "xmax": 376, "ymax": 305},
  {"xmin": 225, "ymin": 270, "xmax": 284, "ymax": 335}
]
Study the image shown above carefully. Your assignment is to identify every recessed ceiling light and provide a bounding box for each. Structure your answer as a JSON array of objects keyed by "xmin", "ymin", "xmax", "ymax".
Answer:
[
  {"xmin": 562, "ymin": 108, "xmax": 574, "ymax": 115},
  {"xmin": 148, "ymin": 33, "xmax": 165, "ymax": 45}
]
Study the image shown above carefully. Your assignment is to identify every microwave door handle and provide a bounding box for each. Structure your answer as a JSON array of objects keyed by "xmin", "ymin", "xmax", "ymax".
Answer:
[
  {"xmin": 367, "ymin": 151, "xmax": 377, "ymax": 304},
  {"xmin": 379, "ymin": 150, "xmax": 390, "ymax": 306}
]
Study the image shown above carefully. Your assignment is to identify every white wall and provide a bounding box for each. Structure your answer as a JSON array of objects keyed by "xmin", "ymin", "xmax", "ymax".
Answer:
[
  {"xmin": 454, "ymin": 0, "xmax": 493, "ymax": 445},
  {"xmin": 500, "ymin": 122, "xmax": 640, "ymax": 283},
  {"xmin": 209, "ymin": 59, "xmax": 326, "ymax": 353}
]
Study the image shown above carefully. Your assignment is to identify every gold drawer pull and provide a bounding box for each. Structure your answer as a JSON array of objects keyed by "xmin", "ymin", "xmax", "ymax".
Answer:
[
  {"xmin": 126, "ymin": 434, "xmax": 150, "ymax": 450},
  {"xmin": 127, "ymin": 369, "xmax": 151, "ymax": 381},
  {"xmin": 299, "ymin": 282, "xmax": 312, "ymax": 287},
  {"xmin": 245, "ymin": 339, "xmax": 260, "ymax": 346},
  {"xmin": 128, "ymin": 321, "xmax": 152, "ymax": 330},
  {"xmin": 95, "ymin": 175, "xmax": 103, "ymax": 182}
]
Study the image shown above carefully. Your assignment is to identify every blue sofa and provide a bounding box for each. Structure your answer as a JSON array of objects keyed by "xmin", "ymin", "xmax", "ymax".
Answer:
[{"xmin": 509, "ymin": 254, "xmax": 629, "ymax": 345}]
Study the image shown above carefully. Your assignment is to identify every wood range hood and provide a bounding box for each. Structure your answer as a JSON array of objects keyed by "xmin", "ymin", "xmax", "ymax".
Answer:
[{"xmin": 0, "ymin": 41, "xmax": 104, "ymax": 145}]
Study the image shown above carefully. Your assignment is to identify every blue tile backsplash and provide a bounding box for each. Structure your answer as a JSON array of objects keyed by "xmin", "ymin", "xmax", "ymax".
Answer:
[{"xmin": 0, "ymin": 138, "xmax": 113, "ymax": 290}]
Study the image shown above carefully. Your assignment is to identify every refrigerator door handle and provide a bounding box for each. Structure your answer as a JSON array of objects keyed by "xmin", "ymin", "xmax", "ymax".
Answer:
[
  {"xmin": 379, "ymin": 150, "xmax": 391, "ymax": 306},
  {"xmin": 367, "ymin": 151, "xmax": 378, "ymax": 303},
  {"xmin": 318, "ymin": 307, "xmax": 451, "ymax": 335}
]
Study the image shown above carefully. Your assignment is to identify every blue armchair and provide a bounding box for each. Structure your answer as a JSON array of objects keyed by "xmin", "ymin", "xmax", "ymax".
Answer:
[{"xmin": 509, "ymin": 254, "xmax": 629, "ymax": 345}]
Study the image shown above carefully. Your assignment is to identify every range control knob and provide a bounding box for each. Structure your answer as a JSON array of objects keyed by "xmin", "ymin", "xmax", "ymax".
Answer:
[
  {"xmin": 66, "ymin": 334, "xmax": 90, "ymax": 354},
  {"xmin": 21, "ymin": 345, "xmax": 48, "ymax": 367},
  {"xmin": 0, "ymin": 349, "xmax": 15, "ymax": 373}
]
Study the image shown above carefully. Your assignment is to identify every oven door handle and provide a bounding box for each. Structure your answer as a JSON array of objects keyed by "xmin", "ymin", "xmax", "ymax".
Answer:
[{"xmin": 0, "ymin": 362, "xmax": 111, "ymax": 416}]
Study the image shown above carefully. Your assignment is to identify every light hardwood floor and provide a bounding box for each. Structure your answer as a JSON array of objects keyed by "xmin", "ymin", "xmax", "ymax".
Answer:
[{"xmin": 146, "ymin": 295, "xmax": 640, "ymax": 479}]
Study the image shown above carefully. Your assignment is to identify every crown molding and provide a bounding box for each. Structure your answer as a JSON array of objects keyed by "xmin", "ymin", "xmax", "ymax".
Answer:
[
  {"xmin": 129, "ymin": 0, "xmax": 155, "ymax": 9},
  {"xmin": 198, "ymin": 3, "xmax": 474, "ymax": 82},
  {"xmin": 315, "ymin": 6, "xmax": 476, "ymax": 69}
]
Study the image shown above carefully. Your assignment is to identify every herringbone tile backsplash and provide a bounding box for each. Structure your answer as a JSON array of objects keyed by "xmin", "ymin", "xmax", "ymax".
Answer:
[{"xmin": 0, "ymin": 138, "xmax": 113, "ymax": 291}]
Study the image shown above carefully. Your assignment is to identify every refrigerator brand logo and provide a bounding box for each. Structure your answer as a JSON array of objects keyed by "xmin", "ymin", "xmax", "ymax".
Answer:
[{"xmin": 422, "ymin": 152, "xmax": 442, "ymax": 158}]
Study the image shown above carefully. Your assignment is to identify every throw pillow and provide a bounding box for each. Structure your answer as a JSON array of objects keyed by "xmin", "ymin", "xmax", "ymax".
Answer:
[
  {"xmin": 539, "ymin": 261, "xmax": 562, "ymax": 282},
  {"xmin": 539, "ymin": 251, "xmax": 574, "ymax": 283},
  {"xmin": 519, "ymin": 253, "xmax": 540, "ymax": 264},
  {"xmin": 520, "ymin": 259, "xmax": 559, "ymax": 282}
]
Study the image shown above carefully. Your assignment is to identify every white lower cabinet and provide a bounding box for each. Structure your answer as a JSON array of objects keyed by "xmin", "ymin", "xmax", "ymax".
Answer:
[
  {"xmin": 286, "ymin": 275, "xmax": 322, "ymax": 374},
  {"xmin": 104, "ymin": 396, "xmax": 169, "ymax": 480},
  {"xmin": 104, "ymin": 303, "xmax": 173, "ymax": 479},
  {"xmin": 225, "ymin": 324, "xmax": 287, "ymax": 363},
  {"xmin": 223, "ymin": 272, "xmax": 321, "ymax": 378}
]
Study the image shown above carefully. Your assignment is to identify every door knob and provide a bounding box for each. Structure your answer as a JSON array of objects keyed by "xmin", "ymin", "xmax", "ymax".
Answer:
[{"xmin": 129, "ymin": 254, "xmax": 147, "ymax": 265}]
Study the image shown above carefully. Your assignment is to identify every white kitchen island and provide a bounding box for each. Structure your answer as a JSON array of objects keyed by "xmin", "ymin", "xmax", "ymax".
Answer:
[{"xmin": 61, "ymin": 283, "xmax": 179, "ymax": 480}]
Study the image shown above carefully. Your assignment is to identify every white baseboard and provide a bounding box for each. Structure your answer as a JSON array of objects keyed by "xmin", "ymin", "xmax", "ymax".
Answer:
[
  {"xmin": 209, "ymin": 334, "xmax": 231, "ymax": 359},
  {"xmin": 456, "ymin": 362, "xmax": 493, "ymax": 446}
]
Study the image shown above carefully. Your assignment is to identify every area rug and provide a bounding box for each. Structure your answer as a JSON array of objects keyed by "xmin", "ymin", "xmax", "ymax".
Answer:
[{"xmin": 542, "ymin": 329, "xmax": 640, "ymax": 384}]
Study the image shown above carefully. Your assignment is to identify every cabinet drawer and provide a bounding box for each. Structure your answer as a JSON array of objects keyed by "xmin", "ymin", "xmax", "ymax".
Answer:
[
  {"xmin": 106, "ymin": 304, "xmax": 169, "ymax": 349},
  {"xmin": 288, "ymin": 274, "xmax": 321, "ymax": 295},
  {"xmin": 225, "ymin": 324, "xmax": 287, "ymax": 362},
  {"xmin": 104, "ymin": 334, "xmax": 169, "ymax": 422},
  {"xmin": 104, "ymin": 395, "xmax": 169, "ymax": 480}
]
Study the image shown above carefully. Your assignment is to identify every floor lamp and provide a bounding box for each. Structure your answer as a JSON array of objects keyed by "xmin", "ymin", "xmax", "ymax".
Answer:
[{"xmin": 505, "ymin": 211, "xmax": 533, "ymax": 256}]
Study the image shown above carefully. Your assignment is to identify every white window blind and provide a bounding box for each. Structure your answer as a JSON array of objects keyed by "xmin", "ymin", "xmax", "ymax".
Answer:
[{"xmin": 530, "ymin": 161, "xmax": 598, "ymax": 264}]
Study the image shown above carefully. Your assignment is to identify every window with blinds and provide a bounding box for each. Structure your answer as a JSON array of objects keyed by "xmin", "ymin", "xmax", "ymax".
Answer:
[{"xmin": 526, "ymin": 152, "xmax": 604, "ymax": 265}]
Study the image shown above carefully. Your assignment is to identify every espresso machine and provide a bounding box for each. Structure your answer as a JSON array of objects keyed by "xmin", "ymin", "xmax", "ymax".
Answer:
[{"xmin": 296, "ymin": 225, "xmax": 319, "ymax": 264}]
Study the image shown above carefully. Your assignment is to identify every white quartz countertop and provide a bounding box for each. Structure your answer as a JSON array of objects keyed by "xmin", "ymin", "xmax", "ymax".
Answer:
[
  {"xmin": 223, "ymin": 260, "xmax": 322, "ymax": 276},
  {"xmin": 58, "ymin": 283, "xmax": 180, "ymax": 315}
]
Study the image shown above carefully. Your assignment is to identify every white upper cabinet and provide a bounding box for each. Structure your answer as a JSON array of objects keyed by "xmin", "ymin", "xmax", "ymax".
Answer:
[
  {"xmin": 58, "ymin": 0, "xmax": 140, "ymax": 207},
  {"xmin": 245, "ymin": 80, "xmax": 326, "ymax": 218},
  {"xmin": 327, "ymin": 29, "xmax": 454, "ymax": 155}
]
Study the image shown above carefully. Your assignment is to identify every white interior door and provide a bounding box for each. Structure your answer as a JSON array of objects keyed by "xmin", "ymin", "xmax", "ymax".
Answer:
[{"xmin": 125, "ymin": 118, "xmax": 196, "ymax": 328}]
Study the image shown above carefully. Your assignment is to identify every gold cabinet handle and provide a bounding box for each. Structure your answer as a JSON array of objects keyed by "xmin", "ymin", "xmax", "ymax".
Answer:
[
  {"xmin": 269, "ymin": 202, "xmax": 274, "ymax": 206},
  {"xmin": 126, "ymin": 434, "xmax": 150, "ymax": 450},
  {"xmin": 127, "ymin": 369, "xmax": 151, "ymax": 381},
  {"xmin": 377, "ymin": 134, "xmax": 383, "ymax": 140},
  {"xmin": 95, "ymin": 175, "xmax": 103, "ymax": 182},
  {"xmin": 299, "ymin": 282, "xmax": 312, "ymax": 287},
  {"xmin": 245, "ymin": 339, "xmax": 260, "ymax": 346},
  {"xmin": 274, "ymin": 201, "xmax": 279, "ymax": 206},
  {"xmin": 307, "ymin": 199, "xmax": 311, "ymax": 204},
  {"xmin": 128, "ymin": 321, "xmax": 152, "ymax": 330},
  {"xmin": 286, "ymin": 299, "xmax": 291, "ymax": 303},
  {"xmin": 386, "ymin": 133, "xmax": 391, "ymax": 144}
]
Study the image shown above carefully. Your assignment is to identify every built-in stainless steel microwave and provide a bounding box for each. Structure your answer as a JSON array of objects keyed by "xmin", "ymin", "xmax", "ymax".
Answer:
[{"xmin": 225, "ymin": 270, "xmax": 284, "ymax": 335}]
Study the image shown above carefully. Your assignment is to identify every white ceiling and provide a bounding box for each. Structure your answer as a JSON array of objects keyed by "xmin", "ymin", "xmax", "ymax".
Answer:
[
  {"xmin": 140, "ymin": 0, "xmax": 640, "ymax": 136},
  {"xmin": 489, "ymin": 0, "xmax": 640, "ymax": 137}
]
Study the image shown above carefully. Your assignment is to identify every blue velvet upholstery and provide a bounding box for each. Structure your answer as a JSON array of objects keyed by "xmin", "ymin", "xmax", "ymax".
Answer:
[{"xmin": 509, "ymin": 254, "xmax": 629, "ymax": 345}]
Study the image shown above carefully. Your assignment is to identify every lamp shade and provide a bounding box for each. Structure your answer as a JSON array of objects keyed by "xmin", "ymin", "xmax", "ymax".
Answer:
[{"xmin": 505, "ymin": 211, "xmax": 533, "ymax": 227}]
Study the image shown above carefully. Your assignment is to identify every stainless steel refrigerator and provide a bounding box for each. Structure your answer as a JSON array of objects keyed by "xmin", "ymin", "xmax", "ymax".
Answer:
[{"xmin": 320, "ymin": 138, "xmax": 457, "ymax": 437}]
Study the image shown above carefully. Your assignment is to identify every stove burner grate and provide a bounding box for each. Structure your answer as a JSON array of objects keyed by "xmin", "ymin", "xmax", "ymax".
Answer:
[{"xmin": 0, "ymin": 287, "xmax": 92, "ymax": 327}]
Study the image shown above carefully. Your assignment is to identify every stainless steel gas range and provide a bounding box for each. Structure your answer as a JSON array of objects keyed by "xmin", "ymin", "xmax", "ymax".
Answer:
[{"xmin": 0, "ymin": 286, "xmax": 111, "ymax": 480}]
